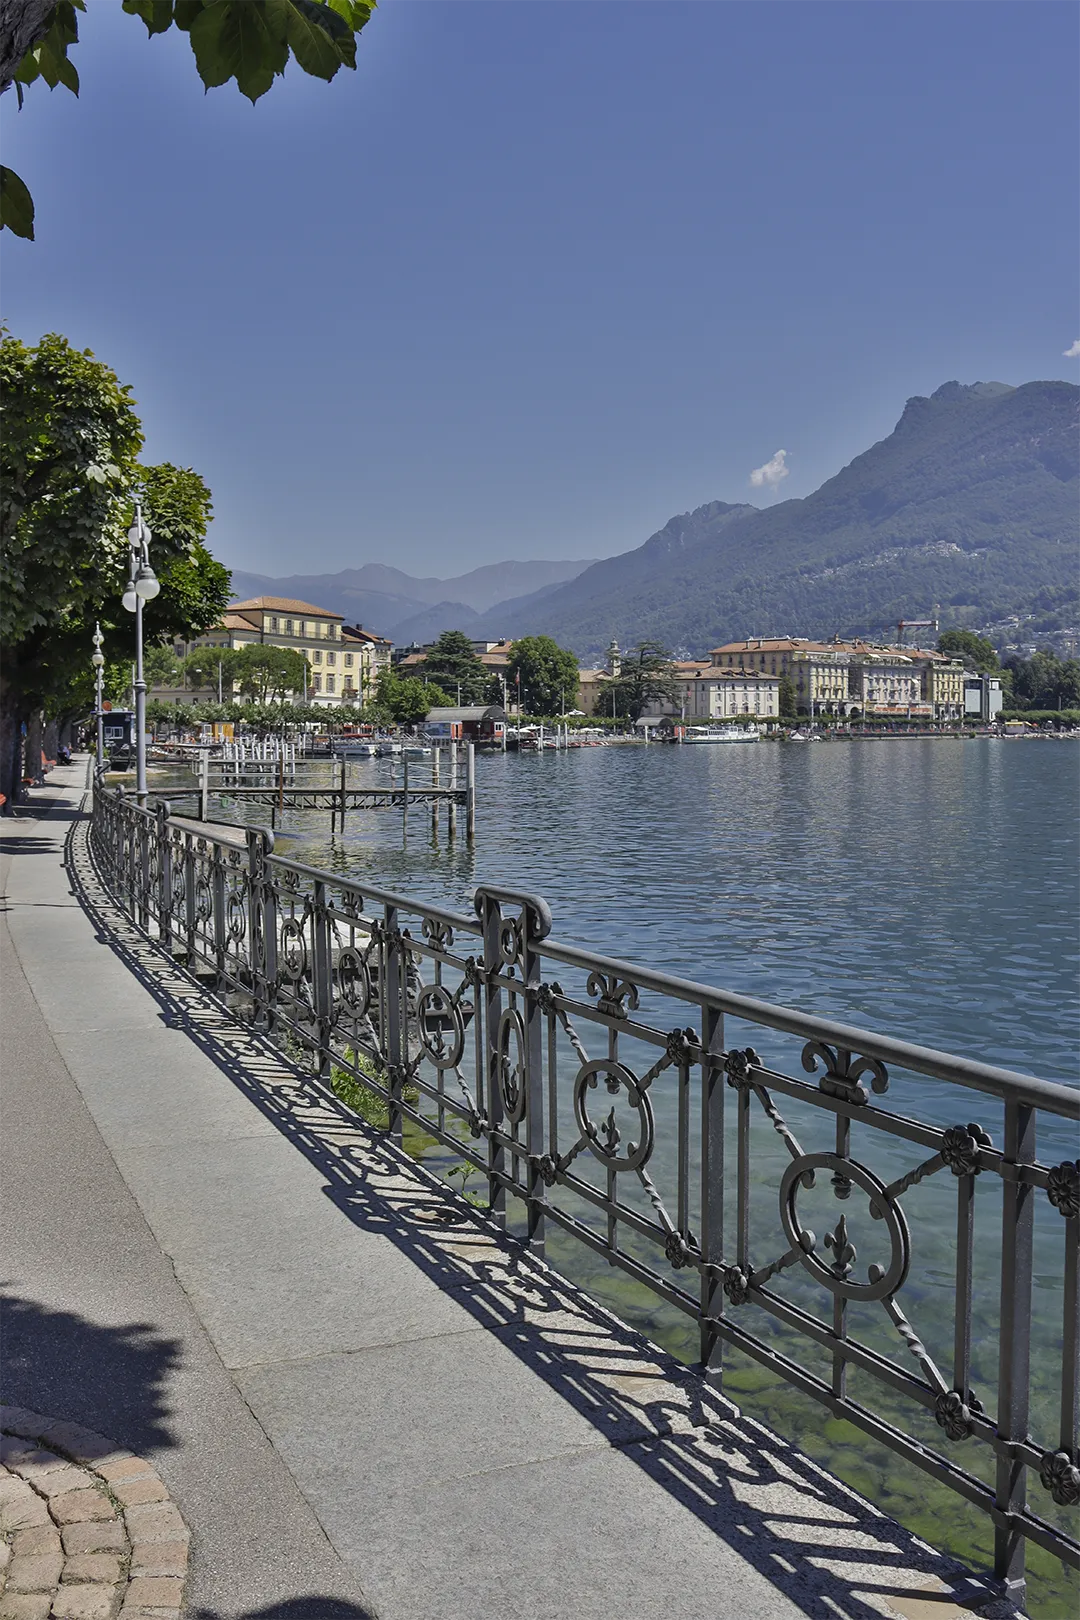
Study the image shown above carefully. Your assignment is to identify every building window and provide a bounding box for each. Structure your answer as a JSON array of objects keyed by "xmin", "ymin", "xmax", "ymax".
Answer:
[
  {"xmin": 314, "ymin": 674, "xmax": 322, "ymax": 693},
  {"xmin": 326, "ymin": 651, "xmax": 336, "ymax": 667},
  {"xmin": 344, "ymin": 653, "xmax": 354, "ymax": 669},
  {"xmin": 326, "ymin": 675, "xmax": 335, "ymax": 694},
  {"xmin": 313, "ymin": 650, "xmax": 322, "ymax": 664},
  {"xmin": 344, "ymin": 675, "xmax": 354, "ymax": 692},
  {"xmin": 285, "ymin": 619, "xmax": 293, "ymax": 635},
  {"xmin": 270, "ymin": 616, "xmax": 279, "ymax": 631}
]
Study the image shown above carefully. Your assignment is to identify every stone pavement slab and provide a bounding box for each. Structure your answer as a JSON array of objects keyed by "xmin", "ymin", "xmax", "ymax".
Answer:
[{"xmin": 1, "ymin": 765, "xmax": 1011, "ymax": 1620}]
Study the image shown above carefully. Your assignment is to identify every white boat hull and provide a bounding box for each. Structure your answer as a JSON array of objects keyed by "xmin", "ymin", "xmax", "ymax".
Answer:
[{"xmin": 683, "ymin": 727, "xmax": 760, "ymax": 744}]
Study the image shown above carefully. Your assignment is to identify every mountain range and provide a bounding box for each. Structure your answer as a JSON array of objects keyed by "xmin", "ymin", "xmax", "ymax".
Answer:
[
  {"xmin": 225, "ymin": 379, "xmax": 1078, "ymax": 661},
  {"xmin": 225, "ymin": 558, "xmax": 596, "ymax": 644},
  {"xmin": 466, "ymin": 380, "xmax": 1079, "ymax": 658}
]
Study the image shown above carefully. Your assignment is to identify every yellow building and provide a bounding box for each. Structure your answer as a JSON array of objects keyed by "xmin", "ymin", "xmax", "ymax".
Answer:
[{"xmin": 177, "ymin": 596, "xmax": 352, "ymax": 707}]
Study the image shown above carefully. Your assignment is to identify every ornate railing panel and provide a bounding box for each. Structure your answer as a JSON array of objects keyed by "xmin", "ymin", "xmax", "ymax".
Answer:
[{"xmin": 89, "ymin": 781, "xmax": 1079, "ymax": 1607}]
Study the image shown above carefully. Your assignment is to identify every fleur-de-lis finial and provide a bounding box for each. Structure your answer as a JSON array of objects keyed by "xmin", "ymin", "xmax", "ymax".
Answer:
[{"xmin": 823, "ymin": 1214, "xmax": 857, "ymax": 1278}]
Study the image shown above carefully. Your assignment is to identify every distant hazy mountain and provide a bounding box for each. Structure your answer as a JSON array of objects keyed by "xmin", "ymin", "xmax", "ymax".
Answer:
[
  {"xmin": 225, "ymin": 558, "xmax": 595, "ymax": 635},
  {"xmin": 473, "ymin": 380, "xmax": 1079, "ymax": 659}
]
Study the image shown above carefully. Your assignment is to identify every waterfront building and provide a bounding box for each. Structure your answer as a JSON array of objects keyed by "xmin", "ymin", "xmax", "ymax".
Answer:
[
  {"xmin": 899, "ymin": 649, "xmax": 966, "ymax": 719},
  {"xmin": 851, "ymin": 653, "xmax": 930, "ymax": 717},
  {"xmin": 168, "ymin": 596, "xmax": 365, "ymax": 708},
  {"xmin": 675, "ymin": 667, "xmax": 780, "ymax": 722},
  {"xmin": 424, "ymin": 705, "xmax": 506, "ymax": 746},
  {"xmin": 709, "ymin": 637, "xmax": 855, "ymax": 714},
  {"xmin": 963, "ymin": 672, "xmax": 1004, "ymax": 722},
  {"xmin": 341, "ymin": 624, "xmax": 394, "ymax": 704}
]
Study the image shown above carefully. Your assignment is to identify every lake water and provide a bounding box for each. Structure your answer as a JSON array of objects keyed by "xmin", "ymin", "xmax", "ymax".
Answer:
[
  {"xmin": 173, "ymin": 736, "xmax": 1079, "ymax": 1610},
  {"xmin": 227, "ymin": 737, "xmax": 1079, "ymax": 1084}
]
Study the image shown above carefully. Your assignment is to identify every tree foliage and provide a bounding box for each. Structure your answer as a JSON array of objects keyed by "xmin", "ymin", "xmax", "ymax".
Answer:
[
  {"xmin": 181, "ymin": 643, "xmax": 310, "ymax": 703},
  {"xmin": 0, "ymin": 0, "xmax": 376, "ymax": 238},
  {"xmin": 414, "ymin": 631, "xmax": 492, "ymax": 705},
  {"xmin": 1004, "ymin": 648, "xmax": 1080, "ymax": 711},
  {"xmin": 937, "ymin": 630, "xmax": 999, "ymax": 673},
  {"xmin": 372, "ymin": 669, "xmax": 451, "ymax": 726},
  {"xmin": 506, "ymin": 635, "xmax": 579, "ymax": 717},
  {"xmin": 0, "ymin": 329, "xmax": 230, "ymax": 801},
  {"xmin": 777, "ymin": 674, "xmax": 797, "ymax": 717},
  {"xmin": 605, "ymin": 642, "xmax": 678, "ymax": 722}
]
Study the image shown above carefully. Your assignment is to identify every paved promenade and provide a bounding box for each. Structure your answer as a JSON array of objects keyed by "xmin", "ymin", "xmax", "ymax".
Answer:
[{"xmin": 1, "ymin": 763, "xmax": 1009, "ymax": 1620}]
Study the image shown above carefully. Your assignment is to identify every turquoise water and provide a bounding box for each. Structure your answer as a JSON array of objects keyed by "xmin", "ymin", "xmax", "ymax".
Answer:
[
  {"xmin": 177, "ymin": 737, "xmax": 1079, "ymax": 1610},
  {"xmin": 239, "ymin": 737, "xmax": 1079, "ymax": 1085}
]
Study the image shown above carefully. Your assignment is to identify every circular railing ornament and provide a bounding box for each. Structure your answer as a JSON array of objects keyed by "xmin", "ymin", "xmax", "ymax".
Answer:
[
  {"xmin": 572, "ymin": 1058, "xmax": 654, "ymax": 1174},
  {"xmin": 280, "ymin": 918, "xmax": 308, "ymax": 981},
  {"xmin": 779, "ymin": 1152, "xmax": 910, "ymax": 1301},
  {"xmin": 415, "ymin": 984, "xmax": 466, "ymax": 1070},
  {"xmin": 336, "ymin": 947, "xmax": 372, "ymax": 1018}
]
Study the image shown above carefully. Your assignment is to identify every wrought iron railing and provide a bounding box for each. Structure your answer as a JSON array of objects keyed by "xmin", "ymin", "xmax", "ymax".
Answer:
[{"xmin": 90, "ymin": 779, "xmax": 1079, "ymax": 1606}]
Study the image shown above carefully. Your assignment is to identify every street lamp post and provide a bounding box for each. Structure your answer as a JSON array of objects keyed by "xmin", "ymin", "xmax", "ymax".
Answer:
[
  {"xmin": 122, "ymin": 503, "xmax": 160, "ymax": 807},
  {"xmin": 91, "ymin": 623, "xmax": 105, "ymax": 772}
]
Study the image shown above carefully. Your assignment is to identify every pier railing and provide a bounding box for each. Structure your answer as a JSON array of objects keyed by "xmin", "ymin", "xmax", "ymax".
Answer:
[{"xmin": 90, "ymin": 777, "xmax": 1079, "ymax": 1606}]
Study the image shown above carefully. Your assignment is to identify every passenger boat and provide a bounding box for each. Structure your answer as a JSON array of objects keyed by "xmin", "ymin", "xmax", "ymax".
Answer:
[{"xmin": 683, "ymin": 725, "xmax": 760, "ymax": 745}]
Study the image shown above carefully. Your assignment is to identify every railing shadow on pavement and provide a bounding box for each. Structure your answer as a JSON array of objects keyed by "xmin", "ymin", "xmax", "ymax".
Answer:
[
  {"xmin": 60, "ymin": 813, "xmax": 1012, "ymax": 1620},
  {"xmin": 0, "ymin": 1293, "xmax": 182, "ymax": 1457}
]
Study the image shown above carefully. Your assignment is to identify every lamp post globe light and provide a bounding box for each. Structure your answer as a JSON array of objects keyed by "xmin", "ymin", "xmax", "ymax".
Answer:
[
  {"xmin": 91, "ymin": 623, "xmax": 106, "ymax": 772},
  {"xmin": 122, "ymin": 503, "xmax": 160, "ymax": 807}
]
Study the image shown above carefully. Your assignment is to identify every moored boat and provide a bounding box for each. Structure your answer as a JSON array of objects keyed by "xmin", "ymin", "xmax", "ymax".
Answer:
[{"xmin": 683, "ymin": 724, "xmax": 760, "ymax": 745}]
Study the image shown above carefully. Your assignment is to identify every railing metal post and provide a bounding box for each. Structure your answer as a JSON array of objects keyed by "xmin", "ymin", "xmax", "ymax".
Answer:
[
  {"xmin": 700, "ymin": 1003, "xmax": 725, "ymax": 1380},
  {"xmin": 184, "ymin": 835, "xmax": 197, "ymax": 964},
  {"xmin": 212, "ymin": 849, "xmax": 227, "ymax": 988},
  {"xmin": 246, "ymin": 825, "xmax": 276, "ymax": 1026},
  {"xmin": 479, "ymin": 891, "xmax": 506, "ymax": 1228},
  {"xmin": 466, "ymin": 742, "xmax": 476, "ymax": 845},
  {"xmin": 156, "ymin": 801, "xmax": 172, "ymax": 950},
  {"xmin": 522, "ymin": 899, "xmax": 545, "ymax": 1256},
  {"xmin": 312, "ymin": 877, "xmax": 333, "ymax": 1079},
  {"xmin": 199, "ymin": 749, "xmax": 209, "ymax": 823},
  {"xmin": 994, "ymin": 1099, "xmax": 1036, "ymax": 1607},
  {"xmin": 383, "ymin": 902, "xmax": 404, "ymax": 1146}
]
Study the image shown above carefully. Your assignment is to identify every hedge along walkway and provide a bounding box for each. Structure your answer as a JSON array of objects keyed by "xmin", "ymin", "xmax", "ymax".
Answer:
[
  {"xmin": 3, "ymin": 762, "xmax": 1018, "ymax": 1620},
  {"xmin": 0, "ymin": 1409, "xmax": 189, "ymax": 1620}
]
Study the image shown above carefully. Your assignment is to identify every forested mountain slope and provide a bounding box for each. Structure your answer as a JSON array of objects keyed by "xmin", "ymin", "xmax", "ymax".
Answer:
[{"xmin": 484, "ymin": 381, "xmax": 1078, "ymax": 658}]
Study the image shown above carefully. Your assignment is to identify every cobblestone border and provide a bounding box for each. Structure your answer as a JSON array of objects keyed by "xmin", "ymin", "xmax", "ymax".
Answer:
[{"xmin": 0, "ymin": 1408, "xmax": 189, "ymax": 1620}]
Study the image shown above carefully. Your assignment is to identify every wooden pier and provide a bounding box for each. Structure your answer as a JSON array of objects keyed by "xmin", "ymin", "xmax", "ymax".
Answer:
[{"xmin": 176, "ymin": 742, "xmax": 477, "ymax": 842}]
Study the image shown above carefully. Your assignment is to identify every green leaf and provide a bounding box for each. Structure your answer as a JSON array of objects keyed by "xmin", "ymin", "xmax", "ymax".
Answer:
[
  {"xmin": 282, "ymin": 0, "xmax": 345, "ymax": 79},
  {"xmin": 123, "ymin": 0, "xmax": 179, "ymax": 36},
  {"xmin": 0, "ymin": 168, "xmax": 35, "ymax": 241},
  {"xmin": 173, "ymin": 0, "xmax": 205, "ymax": 29},
  {"xmin": 187, "ymin": 2, "xmax": 234, "ymax": 87},
  {"xmin": 190, "ymin": 2, "xmax": 286, "ymax": 101}
]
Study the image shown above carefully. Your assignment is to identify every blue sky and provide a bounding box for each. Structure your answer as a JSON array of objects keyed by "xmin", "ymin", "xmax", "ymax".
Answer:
[{"xmin": 2, "ymin": 1, "xmax": 1077, "ymax": 580}]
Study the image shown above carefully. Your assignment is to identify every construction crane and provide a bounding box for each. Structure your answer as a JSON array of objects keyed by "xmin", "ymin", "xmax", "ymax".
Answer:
[{"xmin": 896, "ymin": 617, "xmax": 938, "ymax": 647}]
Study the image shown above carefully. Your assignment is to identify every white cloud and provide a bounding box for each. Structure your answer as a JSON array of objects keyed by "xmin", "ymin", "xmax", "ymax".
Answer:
[
  {"xmin": 1065, "ymin": 339, "xmax": 1080, "ymax": 359},
  {"xmin": 750, "ymin": 448, "xmax": 790, "ymax": 489}
]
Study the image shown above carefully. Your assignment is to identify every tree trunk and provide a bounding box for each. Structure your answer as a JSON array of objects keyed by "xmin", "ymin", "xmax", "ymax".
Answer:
[
  {"xmin": 0, "ymin": 685, "xmax": 28, "ymax": 811},
  {"xmin": 24, "ymin": 708, "xmax": 44, "ymax": 785},
  {"xmin": 43, "ymin": 717, "xmax": 58, "ymax": 763},
  {"xmin": 0, "ymin": 0, "xmax": 58, "ymax": 95}
]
